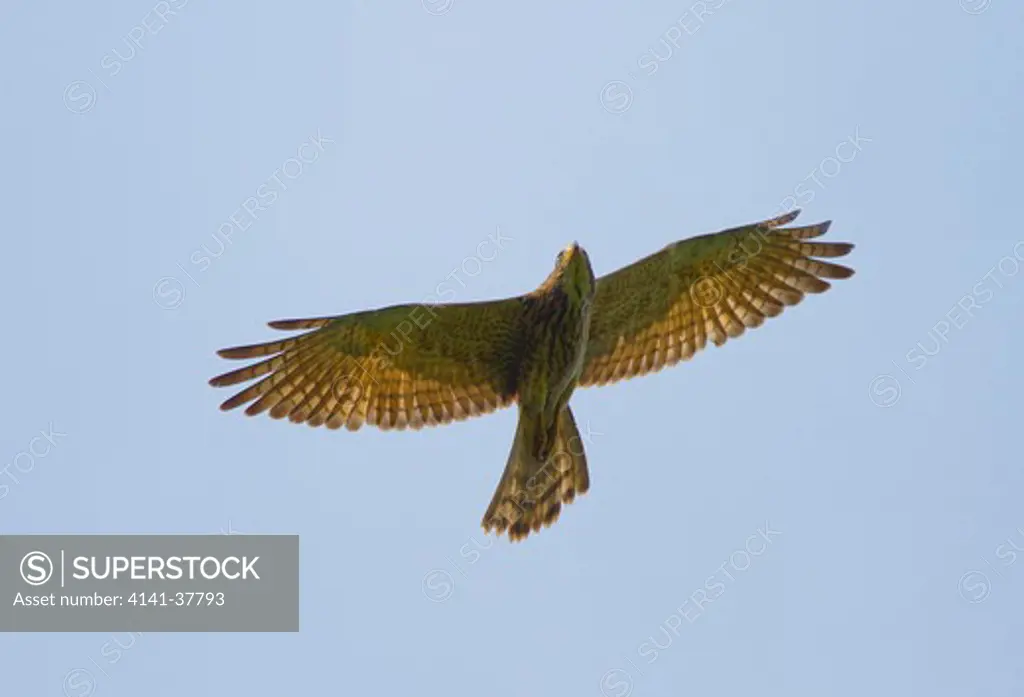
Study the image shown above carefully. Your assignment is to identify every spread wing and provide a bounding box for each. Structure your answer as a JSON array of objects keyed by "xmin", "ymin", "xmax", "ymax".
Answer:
[
  {"xmin": 578, "ymin": 209, "xmax": 854, "ymax": 387},
  {"xmin": 209, "ymin": 298, "xmax": 525, "ymax": 430}
]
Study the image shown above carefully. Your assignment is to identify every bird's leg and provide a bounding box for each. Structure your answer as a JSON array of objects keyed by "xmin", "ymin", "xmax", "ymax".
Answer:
[
  {"xmin": 535, "ymin": 404, "xmax": 561, "ymax": 463},
  {"xmin": 536, "ymin": 381, "xmax": 576, "ymax": 463},
  {"xmin": 536, "ymin": 430, "xmax": 552, "ymax": 462}
]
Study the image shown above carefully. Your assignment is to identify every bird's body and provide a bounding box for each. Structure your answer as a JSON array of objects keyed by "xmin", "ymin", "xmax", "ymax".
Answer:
[
  {"xmin": 480, "ymin": 244, "xmax": 597, "ymax": 538},
  {"xmin": 516, "ymin": 244, "xmax": 594, "ymax": 460},
  {"xmin": 210, "ymin": 210, "xmax": 855, "ymax": 541}
]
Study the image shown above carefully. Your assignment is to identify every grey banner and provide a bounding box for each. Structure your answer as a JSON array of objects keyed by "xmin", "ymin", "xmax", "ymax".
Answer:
[{"xmin": 0, "ymin": 535, "xmax": 298, "ymax": 632}]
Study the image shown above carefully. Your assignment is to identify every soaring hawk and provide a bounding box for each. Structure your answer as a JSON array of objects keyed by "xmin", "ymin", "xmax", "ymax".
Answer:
[{"xmin": 209, "ymin": 210, "xmax": 854, "ymax": 541}]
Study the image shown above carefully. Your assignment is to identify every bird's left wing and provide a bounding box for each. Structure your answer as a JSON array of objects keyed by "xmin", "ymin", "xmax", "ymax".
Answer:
[
  {"xmin": 209, "ymin": 298, "xmax": 525, "ymax": 430},
  {"xmin": 578, "ymin": 210, "xmax": 854, "ymax": 387}
]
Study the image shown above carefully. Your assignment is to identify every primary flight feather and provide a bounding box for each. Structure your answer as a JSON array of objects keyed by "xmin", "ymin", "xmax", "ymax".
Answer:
[{"xmin": 209, "ymin": 210, "xmax": 854, "ymax": 541}]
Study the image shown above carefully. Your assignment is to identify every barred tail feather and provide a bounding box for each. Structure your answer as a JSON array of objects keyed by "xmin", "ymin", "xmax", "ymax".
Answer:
[{"xmin": 482, "ymin": 405, "xmax": 589, "ymax": 542}]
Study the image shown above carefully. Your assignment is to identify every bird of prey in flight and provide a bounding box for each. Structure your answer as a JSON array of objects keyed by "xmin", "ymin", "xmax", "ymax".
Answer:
[{"xmin": 209, "ymin": 209, "xmax": 854, "ymax": 541}]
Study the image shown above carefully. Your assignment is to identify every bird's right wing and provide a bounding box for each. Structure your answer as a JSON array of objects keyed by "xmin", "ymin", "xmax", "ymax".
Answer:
[
  {"xmin": 209, "ymin": 297, "xmax": 526, "ymax": 431},
  {"xmin": 578, "ymin": 210, "xmax": 855, "ymax": 387}
]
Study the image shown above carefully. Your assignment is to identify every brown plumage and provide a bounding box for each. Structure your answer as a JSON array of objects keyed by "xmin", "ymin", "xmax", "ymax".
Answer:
[{"xmin": 209, "ymin": 210, "xmax": 854, "ymax": 541}]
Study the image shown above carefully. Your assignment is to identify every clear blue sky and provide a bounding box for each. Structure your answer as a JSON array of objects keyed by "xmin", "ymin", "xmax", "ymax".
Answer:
[{"xmin": 2, "ymin": 0, "xmax": 1023, "ymax": 695}]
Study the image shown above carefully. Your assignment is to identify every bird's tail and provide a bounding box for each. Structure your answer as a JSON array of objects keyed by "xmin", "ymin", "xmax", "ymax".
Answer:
[{"xmin": 482, "ymin": 405, "xmax": 590, "ymax": 542}]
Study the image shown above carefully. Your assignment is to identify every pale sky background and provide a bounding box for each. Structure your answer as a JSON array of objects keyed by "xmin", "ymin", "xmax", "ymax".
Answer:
[{"xmin": 2, "ymin": 0, "xmax": 1023, "ymax": 695}]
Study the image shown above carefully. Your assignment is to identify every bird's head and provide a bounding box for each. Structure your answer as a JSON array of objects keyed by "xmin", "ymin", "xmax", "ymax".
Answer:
[{"xmin": 553, "ymin": 242, "xmax": 596, "ymax": 305}]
